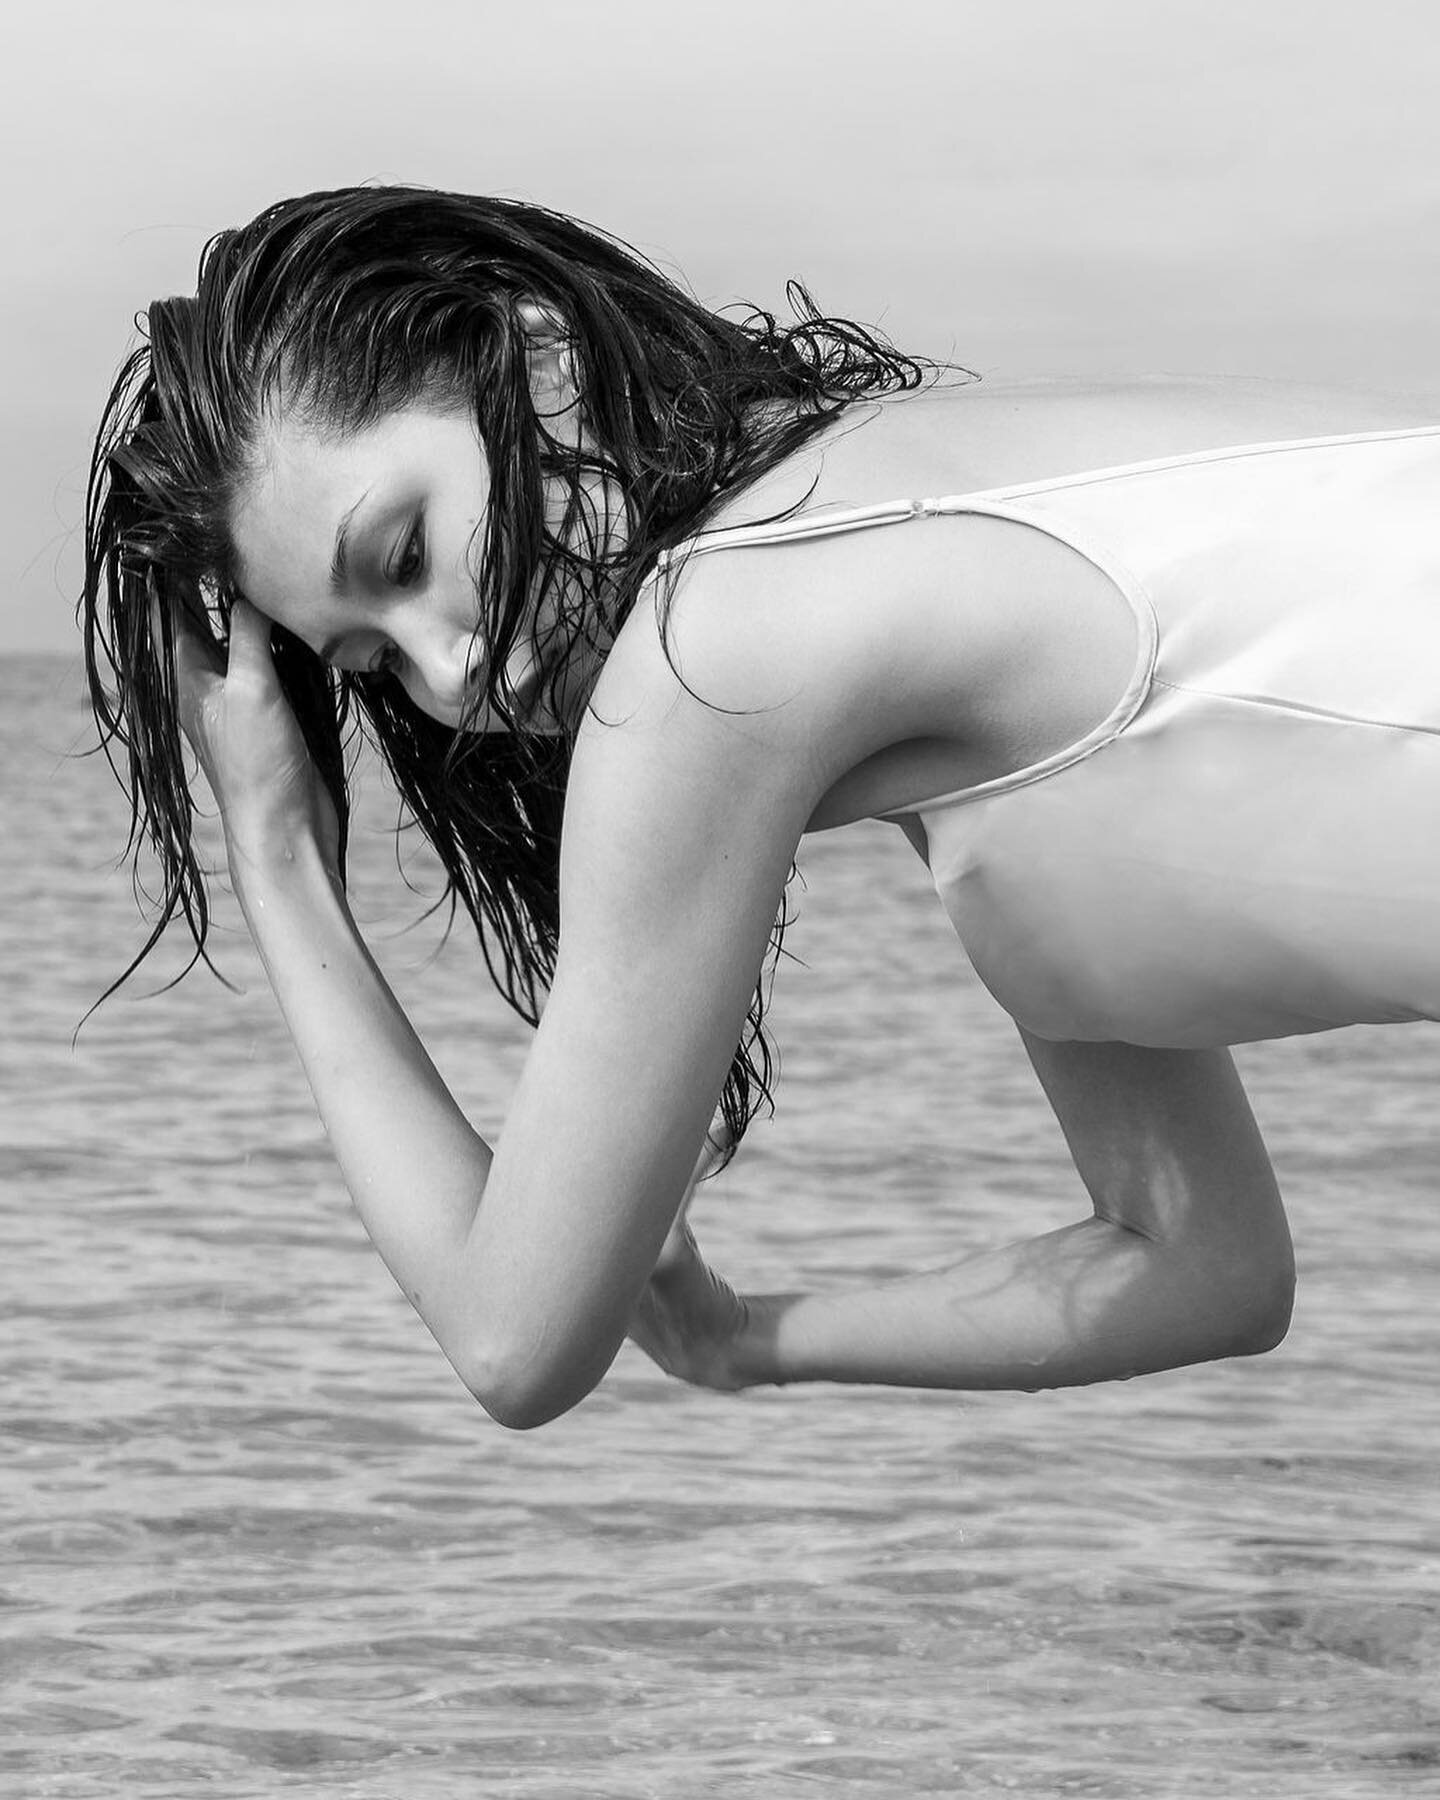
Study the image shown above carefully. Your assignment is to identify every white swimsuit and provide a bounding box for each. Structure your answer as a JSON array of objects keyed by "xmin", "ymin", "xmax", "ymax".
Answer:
[{"xmin": 666, "ymin": 428, "xmax": 1440, "ymax": 1047}]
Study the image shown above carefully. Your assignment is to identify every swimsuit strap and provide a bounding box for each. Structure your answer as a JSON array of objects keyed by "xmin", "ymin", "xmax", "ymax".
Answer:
[
  {"xmin": 651, "ymin": 426, "xmax": 1440, "ymax": 577},
  {"xmin": 654, "ymin": 495, "xmax": 973, "ymax": 574}
]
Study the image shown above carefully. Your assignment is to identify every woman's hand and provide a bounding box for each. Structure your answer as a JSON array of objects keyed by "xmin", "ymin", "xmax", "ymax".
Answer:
[
  {"xmin": 627, "ymin": 1129, "xmax": 763, "ymax": 1394},
  {"xmin": 164, "ymin": 592, "xmax": 341, "ymax": 880},
  {"xmin": 629, "ymin": 1221, "xmax": 757, "ymax": 1393}
]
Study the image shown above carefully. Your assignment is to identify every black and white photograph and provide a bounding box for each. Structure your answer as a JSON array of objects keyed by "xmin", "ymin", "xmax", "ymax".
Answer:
[{"xmin": 5, "ymin": 3, "xmax": 1439, "ymax": 1794}]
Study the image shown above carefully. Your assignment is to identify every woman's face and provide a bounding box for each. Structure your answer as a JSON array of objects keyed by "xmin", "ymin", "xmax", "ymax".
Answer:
[{"xmin": 231, "ymin": 401, "xmax": 554, "ymax": 731}]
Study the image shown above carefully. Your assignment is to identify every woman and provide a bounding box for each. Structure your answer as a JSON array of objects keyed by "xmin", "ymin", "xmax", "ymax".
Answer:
[{"xmin": 84, "ymin": 185, "xmax": 1440, "ymax": 1428}]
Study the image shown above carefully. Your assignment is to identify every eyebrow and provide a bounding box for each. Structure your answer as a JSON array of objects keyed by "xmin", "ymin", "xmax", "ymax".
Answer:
[{"xmin": 328, "ymin": 488, "xmax": 371, "ymax": 595}]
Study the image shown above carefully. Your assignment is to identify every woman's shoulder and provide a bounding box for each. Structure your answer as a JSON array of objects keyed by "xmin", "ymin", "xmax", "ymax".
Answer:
[
  {"xmin": 850, "ymin": 374, "xmax": 1440, "ymax": 496},
  {"xmin": 691, "ymin": 374, "xmax": 1440, "ymax": 540},
  {"xmin": 952, "ymin": 372, "xmax": 1440, "ymax": 462},
  {"xmin": 576, "ymin": 372, "xmax": 1440, "ymax": 825}
]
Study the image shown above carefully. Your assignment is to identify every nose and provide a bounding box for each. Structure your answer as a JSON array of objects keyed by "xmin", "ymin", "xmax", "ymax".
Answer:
[{"xmin": 408, "ymin": 621, "xmax": 484, "ymax": 721}]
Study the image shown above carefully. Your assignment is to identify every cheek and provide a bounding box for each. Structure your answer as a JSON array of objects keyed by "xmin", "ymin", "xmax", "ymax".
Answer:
[{"xmin": 228, "ymin": 520, "xmax": 322, "ymax": 639}]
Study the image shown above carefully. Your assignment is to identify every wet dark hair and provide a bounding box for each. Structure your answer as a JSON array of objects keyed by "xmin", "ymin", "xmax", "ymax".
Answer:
[{"xmin": 82, "ymin": 183, "xmax": 929, "ymax": 1152}]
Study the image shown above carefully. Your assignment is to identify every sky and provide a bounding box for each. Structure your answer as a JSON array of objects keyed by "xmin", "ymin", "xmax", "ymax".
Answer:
[{"xmin": 5, "ymin": 0, "xmax": 1440, "ymax": 650}]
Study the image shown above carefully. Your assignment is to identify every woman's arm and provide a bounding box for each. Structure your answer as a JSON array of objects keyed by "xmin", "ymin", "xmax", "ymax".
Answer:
[
  {"xmin": 169, "ymin": 600, "xmax": 497, "ymax": 1302},
  {"xmin": 181, "ymin": 573, "xmax": 1292, "ymax": 1425},
  {"xmin": 172, "ymin": 582, "xmax": 840, "ymax": 1428},
  {"xmin": 635, "ymin": 1034, "xmax": 1296, "ymax": 1393}
]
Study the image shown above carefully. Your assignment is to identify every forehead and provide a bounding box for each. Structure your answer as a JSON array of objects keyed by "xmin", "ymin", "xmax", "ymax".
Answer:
[{"xmin": 230, "ymin": 402, "xmax": 480, "ymax": 601}]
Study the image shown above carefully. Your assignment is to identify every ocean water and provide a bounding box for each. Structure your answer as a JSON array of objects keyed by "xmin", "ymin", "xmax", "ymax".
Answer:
[{"xmin": 3, "ymin": 653, "xmax": 1438, "ymax": 1799}]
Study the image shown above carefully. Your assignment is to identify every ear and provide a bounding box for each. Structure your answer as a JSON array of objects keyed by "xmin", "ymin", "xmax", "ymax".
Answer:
[{"xmin": 515, "ymin": 297, "xmax": 579, "ymax": 422}]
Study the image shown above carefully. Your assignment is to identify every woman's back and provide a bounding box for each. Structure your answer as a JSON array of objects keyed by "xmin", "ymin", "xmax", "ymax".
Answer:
[
  {"xmin": 710, "ymin": 372, "xmax": 1439, "ymax": 528},
  {"xmin": 650, "ymin": 378, "xmax": 1436, "ymax": 827}
]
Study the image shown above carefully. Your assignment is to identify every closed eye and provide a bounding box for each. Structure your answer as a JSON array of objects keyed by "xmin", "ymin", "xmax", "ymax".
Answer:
[{"xmin": 388, "ymin": 514, "xmax": 426, "ymax": 588}]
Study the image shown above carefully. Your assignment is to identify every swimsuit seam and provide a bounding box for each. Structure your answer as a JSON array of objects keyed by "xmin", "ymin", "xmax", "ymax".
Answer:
[
  {"xmin": 879, "ymin": 501, "xmax": 1161, "ymax": 817},
  {"xmin": 1150, "ymin": 676, "xmax": 1440, "ymax": 737},
  {"xmin": 659, "ymin": 498, "xmax": 1165, "ymax": 821},
  {"xmin": 967, "ymin": 425, "xmax": 1440, "ymax": 505},
  {"xmin": 651, "ymin": 428, "xmax": 1440, "ymax": 817},
  {"xmin": 659, "ymin": 428, "xmax": 1440, "ymax": 571}
]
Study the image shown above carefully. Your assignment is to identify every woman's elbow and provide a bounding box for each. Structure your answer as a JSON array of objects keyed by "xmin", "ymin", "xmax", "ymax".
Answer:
[
  {"xmin": 1237, "ymin": 1263, "xmax": 1295, "ymax": 1356},
  {"xmin": 1213, "ymin": 1243, "xmax": 1296, "ymax": 1360},
  {"xmin": 452, "ymin": 1333, "xmax": 607, "ymax": 1432}
]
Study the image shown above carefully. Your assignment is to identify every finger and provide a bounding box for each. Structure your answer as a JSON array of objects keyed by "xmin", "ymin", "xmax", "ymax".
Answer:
[
  {"xmin": 683, "ymin": 1117, "xmax": 736, "ymax": 1201},
  {"xmin": 653, "ymin": 1214, "xmax": 702, "ymax": 1277},
  {"xmin": 224, "ymin": 599, "xmax": 290, "ymax": 705},
  {"xmin": 627, "ymin": 1275, "xmax": 682, "ymax": 1367},
  {"xmin": 669, "ymin": 1126, "xmax": 730, "ymax": 1256},
  {"xmin": 159, "ymin": 580, "xmax": 222, "ymax": 677},
  {"xmin": 704, "ymin": 1116, "xmax": 738, "ymax": 1162},
  {"xmin": 226, "ymin": 596, "xmax": 270, "ymax": 657},
  {"xmin": 701, "ymin": 1120, "xmax": 735, "ymax": 1175}
]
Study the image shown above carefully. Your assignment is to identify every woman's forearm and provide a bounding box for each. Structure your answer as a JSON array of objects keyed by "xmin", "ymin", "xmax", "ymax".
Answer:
[
  {"xmin": 739, "ymin": 1213, "xmax": 1293, "ymax": 1393},
  {"xmin": 233, "ymin": 835, "xmax": 493, "ymax": 1339},
  {"xmin": 723, "ymin": 1035, "xmax": 1296, "ymax": 1396}
]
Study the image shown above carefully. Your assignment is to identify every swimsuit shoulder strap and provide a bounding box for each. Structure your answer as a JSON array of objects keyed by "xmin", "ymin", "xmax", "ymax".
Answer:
[
  {"xmin": 652, "ymin": 427, "xmax": 1440, "ymax": 577},
  {"xmin": 654, "ymin": 495, "xmax": 976, "ymax": 574}
]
